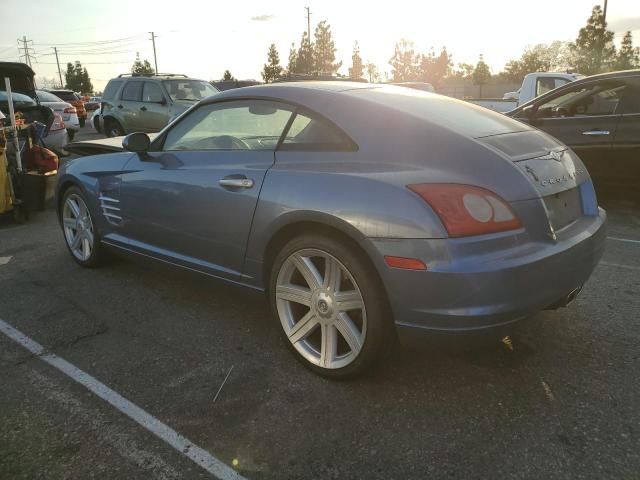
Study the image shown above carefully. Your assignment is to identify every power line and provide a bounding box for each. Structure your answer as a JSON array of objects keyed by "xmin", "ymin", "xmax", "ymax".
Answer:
[{"xmin": 34, "ymin": 35, "xmax": 143, "ymax": 47}]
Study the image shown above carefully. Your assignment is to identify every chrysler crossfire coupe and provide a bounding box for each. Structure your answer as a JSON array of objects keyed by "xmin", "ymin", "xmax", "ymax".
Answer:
[{"xmin": 57, "ymin": 82, "xmax": 607, "ymax": 378}]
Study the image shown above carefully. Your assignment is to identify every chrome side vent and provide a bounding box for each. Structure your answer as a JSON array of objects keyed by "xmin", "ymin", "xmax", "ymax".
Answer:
[{"xmin": 99, "ymin": 195, "xmax": 122, "ymax": 225}]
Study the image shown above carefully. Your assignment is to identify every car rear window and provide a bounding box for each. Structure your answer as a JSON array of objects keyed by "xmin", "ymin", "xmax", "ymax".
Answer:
[
  {"xmin": 36, "ymin": 91, "xmax": 63, "ymax": 102},
  {"xmin": 281, "ymin": 110, "xmax": 357, "ymax": 151},
  {"xmin": 350, "ymin": 87, "xmax": 532, "ymax": 138},
  {"xmin": 102, "ymin": 80, "xmax": 123, "ymax": 100},
  {"xmin": 50, "ymin": 91, "xmax": 75, "ymax": 102}
]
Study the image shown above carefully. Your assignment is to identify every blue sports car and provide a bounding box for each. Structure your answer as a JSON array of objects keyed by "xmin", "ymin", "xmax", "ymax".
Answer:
[{"xmin": 57, "ymin": 82, "xmax": 607, "ymax": 378}]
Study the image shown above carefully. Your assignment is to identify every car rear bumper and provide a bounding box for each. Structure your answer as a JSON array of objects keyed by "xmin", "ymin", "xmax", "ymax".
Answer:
[{"xmin": 366, "ymin": 208, "xmax": 607, "ymax": 333}]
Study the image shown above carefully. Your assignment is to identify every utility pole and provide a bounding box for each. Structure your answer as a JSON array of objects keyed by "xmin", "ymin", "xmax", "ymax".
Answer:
[
  {"xmin": 603, "ymin": 0, "xmax": 608, "ymax": 24},
  {"xmin": 53, "ymin": 47, "xmax": 63, "ymax": 88},
  {"xmin": 305, "ymin": 7, "xmax": 311, "ymax": 41},
  {"xmin": 18, "ymin": 36, "xmax": 33, "ymax": 67},
  {"xmin": 149, "ymin": 31, "xmax": 158, "ymax": 73}
]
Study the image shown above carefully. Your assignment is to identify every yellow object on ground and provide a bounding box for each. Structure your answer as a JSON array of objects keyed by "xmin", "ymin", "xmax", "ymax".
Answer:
[{"xmin": 0, "ymin": 149, "xmax": 12, "ymax": 214}]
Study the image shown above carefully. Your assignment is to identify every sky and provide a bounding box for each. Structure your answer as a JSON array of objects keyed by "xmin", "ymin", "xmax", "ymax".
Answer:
[{"xmin": 1, "ymin": 0, "xmax": 639, "ymax": 91}]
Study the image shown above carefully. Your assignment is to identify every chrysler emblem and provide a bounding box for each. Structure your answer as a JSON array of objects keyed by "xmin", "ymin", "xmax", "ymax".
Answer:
[{"xmin": 549, "ymin": 150, "xmax": 564, "ymax": 162}]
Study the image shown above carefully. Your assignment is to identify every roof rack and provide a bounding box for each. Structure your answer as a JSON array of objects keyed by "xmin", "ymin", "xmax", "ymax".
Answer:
[{"xmin": 117, "ymin": 73, "xmax": 189, "ymax": 78}]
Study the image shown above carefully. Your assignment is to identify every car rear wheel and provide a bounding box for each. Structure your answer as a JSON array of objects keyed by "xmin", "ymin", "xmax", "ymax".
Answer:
[
  {"xmin": 269, "ymin": 233, "xmax": 392, "ymax": 378},
  {"xmin": 61, "ymin": 187, "xmax": 106, "ymax": 267},
  {"xmin": 104, "ymin": 119, "xmax": 124, "ymax": 138}
]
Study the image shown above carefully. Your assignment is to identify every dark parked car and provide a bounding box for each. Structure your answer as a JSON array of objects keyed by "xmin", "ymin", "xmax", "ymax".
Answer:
[
  {"xmin": 508, "ymin": 70, "xmax": 640, "ymax": 202},
  {"xmin": 57, "ymin": 82, "xmax": 606, "ymax": 378}
]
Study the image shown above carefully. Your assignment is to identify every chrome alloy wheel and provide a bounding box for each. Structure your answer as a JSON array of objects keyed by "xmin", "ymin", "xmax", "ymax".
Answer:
[
  {"xmin": 62, "ymin": 194, "xmax": 94, "ymax": 262},
  {"xmin": 275, "ymin": 248, "xmax": 367, "ymax": 369}
]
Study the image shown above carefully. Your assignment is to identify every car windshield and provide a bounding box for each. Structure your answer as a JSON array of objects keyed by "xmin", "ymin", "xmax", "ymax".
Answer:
[
  {"xmin": 36, "ymin": 90, "xmax": 64, "ymax": 102},
  {"xmin": 162, "ymin": 80, "xmax": 218, "ymax": 102},
  {"xmin": 49, "ymin": 91, "xmax": 76, "ymax": 102}
]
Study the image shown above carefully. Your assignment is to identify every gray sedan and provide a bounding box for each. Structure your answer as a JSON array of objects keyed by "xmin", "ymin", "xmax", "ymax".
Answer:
[{"xmin": 56, "ymin": 82, "xmax": 606, "ymax": 378}]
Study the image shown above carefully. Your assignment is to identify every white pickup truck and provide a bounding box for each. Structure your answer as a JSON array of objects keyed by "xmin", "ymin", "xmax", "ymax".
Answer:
[{"xmin": 468, "ymin": 72, "xmax": 584, "ymax": 113}]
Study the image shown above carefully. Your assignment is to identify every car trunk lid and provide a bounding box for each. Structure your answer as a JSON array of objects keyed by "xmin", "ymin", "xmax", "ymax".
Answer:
[{"xmin": 478, "ymin": 129, "xmax": 591, "ymax": 232}]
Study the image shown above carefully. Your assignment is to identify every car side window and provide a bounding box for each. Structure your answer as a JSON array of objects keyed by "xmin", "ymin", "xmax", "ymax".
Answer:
[
  {"xmin": 102, "ymin": 80, "xmax": 123, "ymax": 101},
  {"xmin": 142, "ymin": 82, "xmax": 164, "ymax": 103},
  {"xmin": 536, "ymin": 82, "xmax": 626, "ymax": 118},
  {"xmin": 618, "ymin": 81, "xmax": 640, "ymax": 114},
  {"xmin": 280, "ymin": 110, "xmax": 357, "ymax": 151},
  {"xmin": 121, "ymin": 81, "xmax": 143, "ymax": 102},
  {"xmin": 162, "ymin": 100, "xmax": 294, "ymax": 151},
  {"xmin": 536, "ymin": 78, "xmax": 572, "ymax": 97}
]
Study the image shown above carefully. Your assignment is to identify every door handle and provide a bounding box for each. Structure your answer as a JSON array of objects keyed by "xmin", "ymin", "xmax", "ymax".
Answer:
[
  {"xmin": 219, "ymin": 176, "xmax": 254, "ymax": 189},
  {"xmin": 140, "ymin": 106, "xmax": 147, "ymax": 112},
  {"xmin": 117, "ymin": 105, "xmax": 123, "ymax": 109},
  {"xmin": 582, "ymin": 130, "xmax": 610, "ymax": 136}
]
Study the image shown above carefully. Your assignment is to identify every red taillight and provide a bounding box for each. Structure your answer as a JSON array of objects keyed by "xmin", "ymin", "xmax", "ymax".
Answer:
[
  {"xmin": 64, "ymin": 106, "xmax": 76, "ymax": 114},
  {"xmin": 407, "ymin": 184, "xmax": 522, "ymax": 237},
  {"xmin": 384, "ymin": 256, "xmax": 428, "ymax": 270}
]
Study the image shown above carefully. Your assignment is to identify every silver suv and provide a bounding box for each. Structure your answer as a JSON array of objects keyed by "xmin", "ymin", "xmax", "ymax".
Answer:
[{"xmin": 100, "ymin": 73, "xmax": 219, "ymax": 137}]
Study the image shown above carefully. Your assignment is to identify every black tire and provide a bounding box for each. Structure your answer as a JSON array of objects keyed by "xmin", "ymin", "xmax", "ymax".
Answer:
[
  {"xmin": 60, "ymin": 187, "xmax": 106, "ymax": 268},
  {"xmin": 67, "ymin": 130, "xmax": 75, "ymax": 142},
  {"xmin": 104, "ymin": 118, "xmax": 125, "ymax": 138},
  {"xmin": 94, "ymin": 116, "xmax": 102, "ymax": 134},
  {"xmin": 268, "ymin": 232, "xmax": 393, "ymax": 379},
  {"xmin": 79, "ymin": 117, "xmax": 86, "ymax": 128}
]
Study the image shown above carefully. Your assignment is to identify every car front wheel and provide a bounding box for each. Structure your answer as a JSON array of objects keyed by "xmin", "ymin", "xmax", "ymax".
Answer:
[
  {"xmin": 269, "ymin": 232, "xmax": 392, "ymax": 378},
  {"xmin": 61, "ymin": 187, "xmax": 106, "ymax": 267}
]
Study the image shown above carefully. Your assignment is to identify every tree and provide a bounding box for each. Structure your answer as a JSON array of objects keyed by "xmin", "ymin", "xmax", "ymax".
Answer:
[
  {"xmin": 64, "ymin": 61, "xmax": 93, "ymax": 94},
  {"xmin": 366, "ymin": 62, "xmax": 379, "ymax": 83},
  {"xmin": 472, "ymin": 54, "xmax": 491, "ymax": 97},
  {"xmin": 418, "ymin": 47, "xmax": 452, "ymax": 89},
  {"xmin": 614, "ymin": 31, "xmax": 640, "ymax": 70},
  {"xmin": 286, "ymin": 43, "xmax": 297, "ymax": 76},
  {"xmin": 569, "ymin": 5, "xmax": 616, "ymax": 75},
  {"xmin": 222, "ymin": 70, "xmax": 236, "ymax": 81},
  {"xmin": 262, "ymin": 43, "xmax": 283, "ymax": 83},
  {"xmin": 295, "ymin": 31, "xmax": 315, "ymax": 74},
  {"xmin": 389, "ymin": 39, "xmax": 419, "ymax": 82},
  {"xmin": 502, "ymin": 41, "xmax": 575, "ymax": 82},
  {"xmin": 348, "ymin": 42, "xmax": 364, "ymax": 80},
  {"xmin": 131, "ymin": 53, "xmax": 155, "ymax": 75},
  {"xmin": 450, "ymin": 62, "xmax": 475, "ymax": 79},
  {"xmin": 313, "ymin": 21, "xmax": 342, "ymax": 74}
]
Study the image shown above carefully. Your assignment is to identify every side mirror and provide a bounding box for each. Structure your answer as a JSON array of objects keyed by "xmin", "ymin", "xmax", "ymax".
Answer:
[{"xmin": 122, "ymin": 132, "xmax": 150, "ymax": 153}]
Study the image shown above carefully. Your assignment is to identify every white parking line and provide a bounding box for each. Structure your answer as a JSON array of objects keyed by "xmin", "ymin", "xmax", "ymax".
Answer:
[
  {"xmin": 600, "ymin": 261, "xmax": 640, "ymax": 271},
  {"xmin": 607, "ymin": 236, "xmax": 640, "ymax": 245},
  {"xmin": 0, "ymin": 318, "xmax": 246, "ymax": 480}
]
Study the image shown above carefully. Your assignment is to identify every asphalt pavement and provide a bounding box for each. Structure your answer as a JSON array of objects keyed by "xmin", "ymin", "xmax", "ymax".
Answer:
[{"xmin": 0, "ymin": 127, "xmax": 639, "ymax": 479}]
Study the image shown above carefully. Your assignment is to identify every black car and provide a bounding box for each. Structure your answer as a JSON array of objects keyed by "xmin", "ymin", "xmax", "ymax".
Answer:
[{"xmin": 508, "ymin": 70, "xmax": 640, "ymax": 203}]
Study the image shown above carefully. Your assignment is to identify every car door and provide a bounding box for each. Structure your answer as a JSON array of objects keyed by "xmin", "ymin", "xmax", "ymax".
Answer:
[
  {"xmin": 518, "ymin": 80, "xmax": 625, "ymax": 184},
  {"xmin": 609, "ymin": 77, "xmax": 640, "ymax": 201},
  {"xmin": 118, "ymin": 81, "xmax": 144, "ymax": 132},
  {"xmin": 117, "ymin": 99, "xmax": 295, "ymax": 280},
  {"xmin": 140, "ymin": 81, "xmax": 170, "ymax": 132}
]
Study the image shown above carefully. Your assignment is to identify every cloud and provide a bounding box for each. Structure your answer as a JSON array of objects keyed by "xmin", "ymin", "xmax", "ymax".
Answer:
[{"xmin": 251, "ymin": 14, "xmax": 275, "ymax": 22}]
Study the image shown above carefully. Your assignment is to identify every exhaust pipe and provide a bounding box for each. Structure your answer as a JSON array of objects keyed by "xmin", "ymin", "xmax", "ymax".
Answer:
[{"xmin": 545, "ymin": 285, "xmax": 583, "ymax": 310}]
